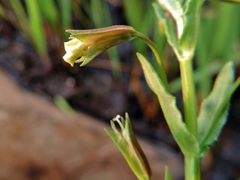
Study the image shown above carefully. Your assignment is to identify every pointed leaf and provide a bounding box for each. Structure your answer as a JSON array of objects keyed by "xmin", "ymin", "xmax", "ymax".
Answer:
[
  {"xmin": 153, "ymin": 3, "xmax": 182, "ymax": 57},
  {"xmin": 25, "ymin": 0, "xmax": 47, "ymax": 56},
  {"xmin": 165, "ymin": 167, "xmax": 173, "ymax": 180},
  {"xmin": 198, "ymin": 62, "xmax": 235, "ymax": 153},
  {"xmin": 178, "ymin": 0, "xmax": 201, "ymax": 57},
  {"xmin": 157, "ymin": 0, "xmax": 184, "ymax": 20},
  {"xmin": 137, "ymin": 53, "xmax": 199, "ymax": 156}
]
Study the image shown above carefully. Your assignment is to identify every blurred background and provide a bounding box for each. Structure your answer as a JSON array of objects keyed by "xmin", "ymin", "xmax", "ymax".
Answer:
[{"xmin": 0, "ymin": 0, "xmax": 239, "ymax": 179}]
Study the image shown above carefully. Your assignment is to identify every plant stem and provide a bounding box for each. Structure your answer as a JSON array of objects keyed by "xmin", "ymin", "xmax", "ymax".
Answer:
[
  {"xmin": 134, "ymin": 32, "xmax": 169, "ymax": 90},
  {"xmin": 179, "ymin": 57, "xmax": 200, "ymax": 180},
  {"xmin": 185, "ymin": 156, "xmax": 200, "ymax": 180},
  {"xmin": 179, "ymin": 58, "xmax": 198, "ymax": 137}
]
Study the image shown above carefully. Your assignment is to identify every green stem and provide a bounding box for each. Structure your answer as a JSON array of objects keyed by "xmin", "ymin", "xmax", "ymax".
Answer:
[
  {"xmin": 134, "ymin": 32, "xmax": 169, "ymax": 90},
  {"xmin": 179, "ymin": 57, "xmax": 199, "ymax": 180},
  {"xmin": 179, "ymin": 58, "xmax": 198, "ymax": 137},
  {"xmin": 185, "ymin": 156, "xmax": 200, "ymax": 180}
]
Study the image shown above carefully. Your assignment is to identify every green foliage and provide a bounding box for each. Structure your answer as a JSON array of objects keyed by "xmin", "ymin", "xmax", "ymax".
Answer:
[
  {"xmin": 165, "ymin": 167, "xmax": 173, "ymax": 180},
  {"xmin": 25, "ymin": 0, "xmax": 47, "ymax": 57},
  {"xmin": 53, "ymin": 95, "xmax": 76, "ymax": 116},
  {"xmin": 137, "ymin": 53, "xmax": 199, "ymax": 156},
  {"xmin": 4, "ymin": 0, "xmax": 239, "ymax": 179},
  {"xmin": 105, "ymin": 113, "xmax": 151, "ymax": 180},
  {"xmin": 123, "ymin": 0, "xmax": 165, "ymax": 57},
  {"xmin": 0, "ymin": 0, "xmax": 72, "ymax": 65},
  {"xmin": 198, "ymin": 62, "xmax": 236, "ymax": 153},
  {"xmin": 152, "ymin": 0, "xmax": 239, "ymax": 179},
  {"xmin": 89, "ymin": 0, "xmax": 121, "ymax": 75},
  {"xmin": 58, "ymin": 0, "xmax": 71, "ymax": 39},
  {"xmin": 38, "ymin": 0, "xmax": 58, "ymax": 28},
  {"xmin": 196, "ymin": 2, "xmax": 240, "ymax": 97},
  {"xmin": 62, "ymin": 1, "xmax": 240, "ymax": 177}
]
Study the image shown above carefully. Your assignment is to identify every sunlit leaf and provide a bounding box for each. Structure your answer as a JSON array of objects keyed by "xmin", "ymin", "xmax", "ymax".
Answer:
[
  {"xmin": 38, "ymin": 0, "xmax": 58, "ymax": 27},
  {"xmin": 178, "ymin": 0, "xmax": 201, "ymax": 57},
  {"xmin": 198, "ymin": 62, "xmax": 235, "ymax": 153},
  {"xmin": 25, "ymin": 0, "xmax": 47, "ymax": 56},
  {"xmin": 153, "ymin": 2, "xmax": 182, "ymax": 57},
  {"xmin": 137, "ymin": 53, "xmax": 199, "ymax": 156}
]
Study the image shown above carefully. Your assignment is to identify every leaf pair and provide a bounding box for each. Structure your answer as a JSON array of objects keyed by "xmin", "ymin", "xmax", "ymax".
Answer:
[{"xmin": 137, "ymin": 52, "xmax": 238, "ymax": 179}]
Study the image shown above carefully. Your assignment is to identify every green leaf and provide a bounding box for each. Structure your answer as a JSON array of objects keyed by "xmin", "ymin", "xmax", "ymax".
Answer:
[
  {"xmin": 211, "ymin": 0, "xmax": 240, "ymax": 3},
  {"xmin": 136, "ymin": 53, "xmax": 199, "ymax": 156},
  {"xmin": 178, "ymin": 0, "xmax": 201, "ymax": 57},
  {"xmin": 157, "ymin": 0, "xmax": 184, "ymax": 20},
  {"xmin": 123, "ymin": 0, "xmax": 143, "ymax": 30},
  {"xmin": 53, "ymin": 95, "xmax": 75, "ymax": 116},
  {"xmin": 38, "ymin": 0, "xmax": 58, "ymax": 27},
  {"xmin": 165, "ymin": 167, "xmax": 173, "ymax": 180},
  {"xmin": 89, "ymin": 0, "xmax": 121, "ymax": 76},
  {"xmin": 25, "ymin": 0, "xmax": 47, "ymax": 56},
  {"xmin": 8, "ymin": 0, "xmax": 30, "ymax": 39},
  {"xmin": 209, "ymin": 3, "xmax": 240, "ymax": 62},
  {"xmin": 198, "ymin": 62, "xmax": 235, "ymax": 153},
  {"xmin": 153, "ymin": 2, "xmax": 182, "ymax": 57},
  {"xmin": 58, "ymin": 0, "xmax": 71, "ymax": 39}
]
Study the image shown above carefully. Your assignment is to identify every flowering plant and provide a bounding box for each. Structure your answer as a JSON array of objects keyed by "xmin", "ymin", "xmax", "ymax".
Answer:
[{"xmin": 63, "ymin": 0, "xmax": 240, "ymax": 179}]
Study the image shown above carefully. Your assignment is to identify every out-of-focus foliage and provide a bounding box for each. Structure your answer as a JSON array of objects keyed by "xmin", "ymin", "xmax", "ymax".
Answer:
[
  {"xmin": 196, "ymin": 2, "xmax": 240, "ymax": 98},
  {"xmin": 159, "ymin": 1, "xmax": 240, "ymax": 96},
  {"xmin": 0, "ymin": 0, "xmax": 72, "ymax": 65}
]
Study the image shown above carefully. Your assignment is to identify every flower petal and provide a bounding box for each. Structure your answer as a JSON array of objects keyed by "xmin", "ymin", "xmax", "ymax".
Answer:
[{"xmin": 63, "ymin": 39, "xmax": 85, "ymax": 66}]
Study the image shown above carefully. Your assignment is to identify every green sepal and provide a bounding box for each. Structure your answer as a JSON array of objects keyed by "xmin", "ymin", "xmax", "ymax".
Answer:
[
  {"xmin": 198, "ymin": 62, "xmax": 236, "ymax": 154},
  {"xmin": 105, "ymin": 113, "xmax": 151, "ymax": 180},
  {"xmin": 137, "ymin": 52, "xmax": 199, "ymax": 156}
]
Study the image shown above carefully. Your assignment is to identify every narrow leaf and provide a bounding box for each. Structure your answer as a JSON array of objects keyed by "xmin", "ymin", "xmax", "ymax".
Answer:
[
  {"xmin": 38, "ymin": 0, "xmax": 58, "ymax": 27},
  {"xmin": 157, "ymin": 0, "xmax": 184, "ymax": 20},
  {"xmin": 25, "ymin": 0, "xmax": 47, "ymax": 56},
  {"xmin": 58, "ymin": 0, "xmax": 71, "ymax": 39},
  {"xmin": 9, "ymin": 0, "xmax": 30, "ymax": 38},
  {"xmin": 165, "ymin": 167, "xmax": 173, "ymax": 180},
  {"xmin": 153, "ymin": 3, "xmax": 182, "ymax": 57},
  {"xmin": 178, "ymin": 0, "xmax": 201, "ymax": 56},
  {"xmin": 137, "ymin": 53, "xmax": 199, "ymax": 156},
  {"xmin": 198, "ymin": 62, "xmax": 235, "ymax": 153}
]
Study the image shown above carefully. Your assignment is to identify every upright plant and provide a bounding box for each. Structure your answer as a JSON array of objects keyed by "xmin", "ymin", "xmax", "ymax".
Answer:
[{"xmin": 62, "ymin": 0, "xmax": 240, "ymax": 179}]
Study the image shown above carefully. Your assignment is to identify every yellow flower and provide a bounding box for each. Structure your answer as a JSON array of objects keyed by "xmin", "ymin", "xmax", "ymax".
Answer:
[{"xmin": 63, "ymin": 25, "xmax": 136, "ymax": 66}]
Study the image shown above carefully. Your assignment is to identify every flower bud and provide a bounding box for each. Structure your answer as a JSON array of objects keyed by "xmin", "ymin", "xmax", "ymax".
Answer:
[
  {"xmin": 105, "ymin": 113, "xmax": 151, "ymax": 180},
  {"xmin": 63, "ymin": 25, "xmax": 136, "ymax": 66}
]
